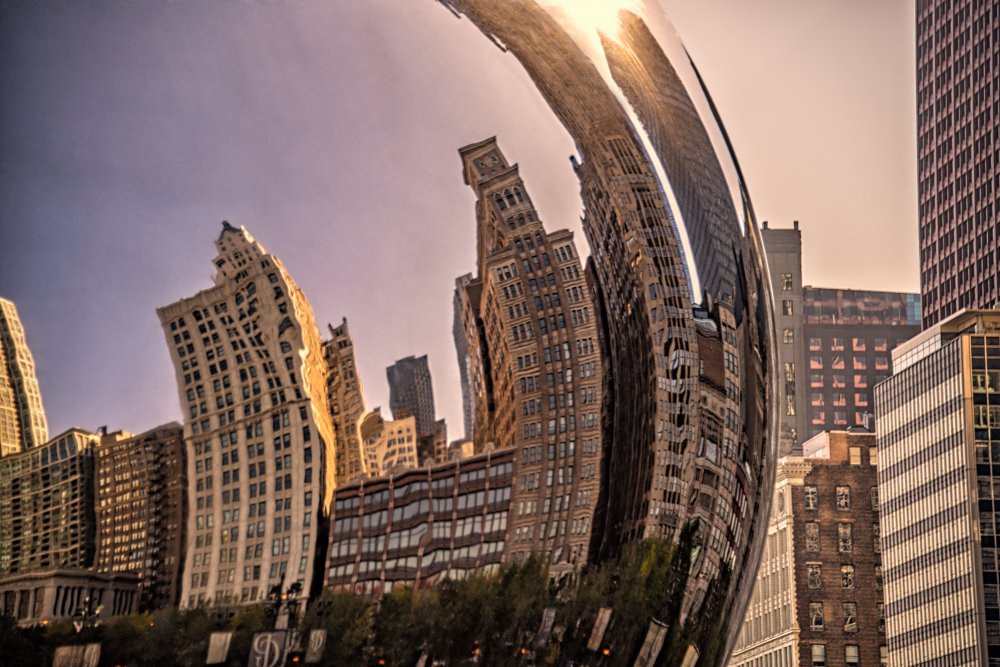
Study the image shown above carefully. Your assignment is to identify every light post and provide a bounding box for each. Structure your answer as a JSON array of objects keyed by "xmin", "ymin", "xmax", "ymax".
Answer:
[
  {"xmin": 72, "ymin": 595, "xmax": 103, "ymax": 635},
  {"xmin": 265, "ymin": 581, "xmax": 304, "ymax": 665}
]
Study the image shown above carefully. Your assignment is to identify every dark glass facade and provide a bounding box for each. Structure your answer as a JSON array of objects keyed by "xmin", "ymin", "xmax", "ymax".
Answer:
[
  {"xmin": 326, "ymin": 449, "xmax": 513, "ymax": 595},
  {"xmin": 916, "ymin": 0, "xmax": 1000, "ymax": 327}
]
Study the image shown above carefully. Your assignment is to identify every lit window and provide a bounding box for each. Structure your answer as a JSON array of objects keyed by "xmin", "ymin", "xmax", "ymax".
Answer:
[{"xmin": 841, "ymin": 564, "xmax": 855, "ymax": 589}]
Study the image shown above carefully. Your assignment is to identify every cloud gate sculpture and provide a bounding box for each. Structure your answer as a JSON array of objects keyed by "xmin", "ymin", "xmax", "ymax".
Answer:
[{"xmin": 435, "ymin": 1, "xmax": 779, "ymax": 663}]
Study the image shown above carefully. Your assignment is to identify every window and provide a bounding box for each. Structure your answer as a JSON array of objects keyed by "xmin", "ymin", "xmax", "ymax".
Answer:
[
  {"xmin": 843, "ymin": 602, "xmax": 857, "ymax": 632},
  {"xmin": 782, "ymin": 300, "xmax": 794, "ymax": 316},
  {"xmin": 838, "ymin": 523, "xmax": 853, "ymax": 552},
  {"xmin": 869, "ymin": 447, "xmax": 879, "ymax": 468},
  {"xmin": 804, "ymin": 486, "xmax": 818, "ymax": 510},
  {"xmin": 807, "ymin": 563, "xmax": 822, "ymax": 589},
  {"xmin": 811, "ymin": 645, "xmax": 826, "ymax": 667},
  {"xmin": 836, "ymin": 486, "xmax": 851, "ymax": 510},
  {"xmin": 783, "ymin": 328, "xmax": 794, "ymax": 344},
  {"xmin": 806, "ymin": 522, "xmax": 820, "ymax": 552},
  {"xmin": 841, "ymin": 564, "xmax": 855, "ymax": 589},
  {"xmin": 849, "ymin": 447, "xmax": 861, "ymax": 465},
  {"xmin": 871, "ymin": 486, "xmax": 879, "ymax": 510},
  {"xmin": 875, "ymin": 565, "xmax": 883, "ymax": 589},
  {"xmin": 781, "ymin": 273, "xmax": 793, "ymax": 291},
  {"xmin": 810, "ymin": 602, "xmax": 825, "ymax": 630},
  {"xmin": 845, "ymin": 645, "xmax": 859, "ymax": 666},
  {"xmin": 872, "ymin": 523, "xmax": 881, "ymax": 553},
  {"xmin": 880, "ymin": 646, "xmax": 888, "ymax": 666}
]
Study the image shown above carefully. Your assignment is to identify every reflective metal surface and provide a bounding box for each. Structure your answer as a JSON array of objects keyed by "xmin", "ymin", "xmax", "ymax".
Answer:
[{"xmin": 436, "ymin": 1, "xmax": 778, "ymax": 662}]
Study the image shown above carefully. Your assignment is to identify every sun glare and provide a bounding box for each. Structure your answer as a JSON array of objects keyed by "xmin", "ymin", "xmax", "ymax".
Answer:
[{"xmin": 541, "ymin": 0, "xmax": 644, "ymax": 40}]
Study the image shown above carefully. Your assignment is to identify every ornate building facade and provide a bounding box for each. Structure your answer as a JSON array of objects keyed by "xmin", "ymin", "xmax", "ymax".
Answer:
[
  {"xmin": 324, "ymin": 318, "xmax": 369, "ymax": 485},
  {"xmin": 0, "ymin": 298, "xmax": 48, "ymax": 456},
  {"xmin": 157, "ymin": 222, "xmax": 337, "ymax": 607},
  {"xmin": 456, "ymin": 138, "xmax": 602, "ymax": 570}
]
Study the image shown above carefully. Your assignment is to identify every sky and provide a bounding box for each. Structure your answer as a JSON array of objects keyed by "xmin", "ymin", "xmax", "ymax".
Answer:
[{"xmin": 0, "ymin": 0, "xmax": 919, "ymax": 439}]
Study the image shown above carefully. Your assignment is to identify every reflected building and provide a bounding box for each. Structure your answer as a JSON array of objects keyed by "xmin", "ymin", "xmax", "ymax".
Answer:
[
  {"xmin": 437, "ymin": 1, "xmax": 775, "ymax": 661},
  {"xmin": 454, "ymin": 273, "xmax": 476, "ymax": 440},
  {"xmin": 157, "ymin": 222, "xmax": 337, "ymax": 607},
  {"xmin": 456, "ymin": 138, "xmax": 603, "ymax": 570},
  {"xmin": 324, "ymin": 318, "xmax": 369, "ymax": 484},
  {"xmin": 94, "ymin": 423, "xmax": 187, "ymax": 610},
  {"xmin": 875, "ymin": 309, "xmax": 1000, "ymax": 665},
  {"xmin": 325, "ymin": 448, "xmax": 513, "ymax": 595},
  {"xmin": 387, "ymin": 355, "xmax": 436, "ymax": 439},
  {"xmin": 0, "ymin": 428, "xmax": 99, "ymax": 576},
  {"xmin": 0, "ymin": 298, "xmax": 48, "ymax": 456},
  {"xmin": 359, "ymin": 408, "xmax": 419, "ymax": 478}
]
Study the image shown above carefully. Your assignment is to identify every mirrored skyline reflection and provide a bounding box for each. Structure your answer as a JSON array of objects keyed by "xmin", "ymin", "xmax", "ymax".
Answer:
[
  {"xmin": 0, "ymin": 1, "xmax": 916, "ymax": 445},
  {"xmin": 437, "ymin": 0, "xmax": 777, "ymax": 661}
]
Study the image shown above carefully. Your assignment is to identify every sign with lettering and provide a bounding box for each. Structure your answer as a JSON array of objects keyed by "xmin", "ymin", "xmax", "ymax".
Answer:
[
  {"xmin": 304, "ymin": 629, "xmax": 327, "ymax": 663},
  {"xmin": 248, "ymin": 631, "xmax": 287, "ymax": 667}
]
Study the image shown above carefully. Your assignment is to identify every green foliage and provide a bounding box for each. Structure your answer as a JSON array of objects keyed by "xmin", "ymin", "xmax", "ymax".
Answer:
[{"xmin": 0, "ymin": 532, "xmax": 731, "ymax": 666}]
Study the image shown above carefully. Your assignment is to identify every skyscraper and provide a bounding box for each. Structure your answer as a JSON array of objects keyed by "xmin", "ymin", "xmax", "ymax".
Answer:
[
  {"xmin": 157, "ymin": 222, "xmax": 337, "ymax": 607},
  {"xmin": 0, "ymin": 298, "xmax": 48, "ymax": 456},
  {"xmin": 456, "ymin": 137, "xmax": 603, "ymax": 569},
  {"xmin": 761, "ymin": 222, "xmax": 808, "ymax": 456},
  {"xmin": 324, "ymin": 318, "xmax": 369, "ymax": 485},
  {"xmin": 801, "ymin": 287, "xmax": 920, "ymax": 437},
  {"xmin": 454, "ymin": 273, "xmax": 476, "ymax": 440},
  {"xmin": 94, "ymin": 423, "xmax": 187, "ymax": 610},
  {"xmin": 916, "ymin": 0, "xmax": 999, "ymax": 327},
  {"xmin": 875, "ymin": 309, "xmax": 1000, "ymax": 664},
  {"xmin": 386, "ymin": 355, "xmax": 436, "ymax": 439},
  {"xmin": 0, "ymin": 428, "xmax": 99, "ymax": 576}
]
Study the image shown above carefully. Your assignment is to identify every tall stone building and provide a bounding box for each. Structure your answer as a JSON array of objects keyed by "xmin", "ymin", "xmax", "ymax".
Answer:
[
  {"xmin": 358, "ymin": 408, "xmax": 419, "ymax": 478},
  {"xmin": 0, "ymin": 428, "xmax": 99, "ymax": 576},
  {"xmin": 0, "ymin": 298, "xmax": 48, "ymax": 456},
  {"xmin": 324, "ymin": 318, "xmax": 369, "ymax": 485},
  {"xmin": 157, "ymin": 222, "xmax": 337, "ymax": 607},
  {"xmin": 456, "ymin": 137, "xmax": 602, "ymax": 570},
  {"xmin": 875, "ymin": 309, "xmax": 1000, "ymax": 665},
  {"xmin": 454, "ymin": 273, "xmax": 476, "ymax": 441},
  {"xmin": 386, "ymin": 355, "xmax": 436, "ymax": 439},
  {"xmin": 94, "ymin": 423, "xmax": 187, "ymax": 610},
  {"xmin": 916, "ymin": 0, "xmax": 999, "ymax": 327},
  {"xmin": 730, "ymin": 430, "xmax": 886, "ymax": 667},
  {"xmin": 761, "ymin": 222, "xmax": 808, "ymax": 457}
]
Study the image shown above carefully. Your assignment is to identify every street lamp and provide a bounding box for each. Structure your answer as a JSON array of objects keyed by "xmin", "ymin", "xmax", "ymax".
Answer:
[{"xmin": 72, "ymin": 595, "xmax": 103, "ymax": 634}]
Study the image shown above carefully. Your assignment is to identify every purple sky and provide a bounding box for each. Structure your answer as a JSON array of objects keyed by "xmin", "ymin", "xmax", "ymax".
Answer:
[{"xmin": 0, "ymin": 0, "xmax": 918, "ymax": 439}]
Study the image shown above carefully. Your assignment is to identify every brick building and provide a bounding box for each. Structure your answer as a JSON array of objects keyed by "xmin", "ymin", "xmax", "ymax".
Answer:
[{"xmin": 730, "ymin": 430, "xmax": 885, "ymax": 667}]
